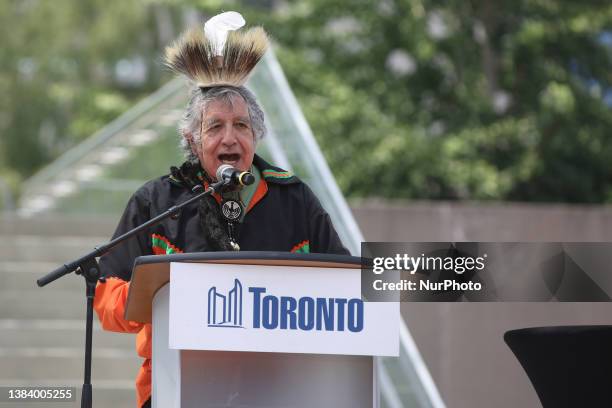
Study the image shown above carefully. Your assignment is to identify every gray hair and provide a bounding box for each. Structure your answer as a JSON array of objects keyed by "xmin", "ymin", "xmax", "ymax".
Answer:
[{"xmin": 178, "ymin": 86, "xmax": 266, "ymax": 163}]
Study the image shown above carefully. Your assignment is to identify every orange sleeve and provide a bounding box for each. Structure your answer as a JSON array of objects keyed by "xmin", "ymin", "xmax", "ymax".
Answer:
[{"xmin": 94, "ymin": 277, "xmax": 144, "ymax": 333}]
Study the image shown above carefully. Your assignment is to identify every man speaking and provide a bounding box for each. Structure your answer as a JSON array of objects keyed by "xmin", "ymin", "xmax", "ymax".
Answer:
[{"xmin": 93, "ymin": 11, "xmax": 348, "ymax": 408}]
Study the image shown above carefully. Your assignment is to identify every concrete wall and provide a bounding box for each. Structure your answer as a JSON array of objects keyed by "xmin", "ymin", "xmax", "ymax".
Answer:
[{"xmin": 351, "ymin": 200, "xmax": 612, "ymax": 408}]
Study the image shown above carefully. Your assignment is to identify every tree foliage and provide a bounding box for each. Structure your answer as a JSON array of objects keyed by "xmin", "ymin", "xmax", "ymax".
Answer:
[
  {"xmin": 0, "ymin": 0, "xmax": 177, "ymax": 196},
  {"xmin": 2, "ymin": 0, "xmax": 612, "ymax": 205},
  {"xmin": 235, "ymin": 0, "xmax": 612, "ymax": 202}
]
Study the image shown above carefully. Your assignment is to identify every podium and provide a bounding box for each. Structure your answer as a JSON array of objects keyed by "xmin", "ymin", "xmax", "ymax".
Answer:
[{"xmin": 125, "ymin": 252, "xmax": 399, "ymax": 408}]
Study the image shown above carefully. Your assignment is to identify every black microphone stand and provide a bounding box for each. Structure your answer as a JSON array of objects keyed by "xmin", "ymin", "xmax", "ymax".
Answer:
[{"xmin": 36, "ymin": 180, "xmax": 225, "ymax": 408}]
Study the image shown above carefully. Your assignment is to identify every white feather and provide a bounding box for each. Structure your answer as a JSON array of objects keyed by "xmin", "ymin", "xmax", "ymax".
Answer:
[{"xmin": 204, "ymin": 11, "xmax": 246, "ymax": 56}]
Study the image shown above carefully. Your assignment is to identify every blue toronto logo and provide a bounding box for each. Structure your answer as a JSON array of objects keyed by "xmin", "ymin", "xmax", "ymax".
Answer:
[
  {"xmin": 207, "ymin": 279, "xmax": 364, "ymax": 332},
  {"xmin": 207, "ymin": 278, "xmax": 243, "ymax": 328}
]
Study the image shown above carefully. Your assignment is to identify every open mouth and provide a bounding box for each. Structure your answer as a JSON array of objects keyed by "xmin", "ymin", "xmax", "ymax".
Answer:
[{"xmin": 218, "ymin": 153, "xmax": 241, "ymax": 165}]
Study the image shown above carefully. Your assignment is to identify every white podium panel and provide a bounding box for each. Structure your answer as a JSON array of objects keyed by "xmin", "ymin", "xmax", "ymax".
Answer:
[
  {"xmin": 169, "ymin": 262, "xmax": 399, "ymax": 356},
  {"xmin": 180, "ymin": 350, "xmax": 373, "ymax": 408},
  {"xmin": 152, "ymin": 284, "xmax": 179, "ymax": 408}
]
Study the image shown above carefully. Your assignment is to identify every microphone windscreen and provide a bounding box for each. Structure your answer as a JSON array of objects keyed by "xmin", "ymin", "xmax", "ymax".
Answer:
[
  {"xmin": 240, "ymin": 172, "xmax": 255, "ymax": 186},
  {"xmin": 216, "ymin": 164, "xmax": 233, "ymax": 181}
]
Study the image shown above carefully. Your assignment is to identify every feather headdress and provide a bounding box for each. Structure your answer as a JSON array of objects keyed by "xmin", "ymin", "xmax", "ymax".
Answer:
[{"xmin": 165, "ymin": 11, "xmax": 269, "ymax": 88}]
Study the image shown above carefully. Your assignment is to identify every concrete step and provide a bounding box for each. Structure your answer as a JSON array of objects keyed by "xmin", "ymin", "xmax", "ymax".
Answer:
[
  {"xmin": 0, "ymin": 235, "xmax": 109, "ymax": 263},
  {"xmin": 0, "ymin": 215, "xmax": 117, "ymax": 237},
  {"xmin": 0, "ymin": 319, "xmax": 135, "ymax": 349},
  {"xmin": 0, "ymin": 380, "xmax": 135, "ymax": 408},
  {"xmin": 0, "ymin": 352, "xmax": 141, "ymax": 381},
  {"xmin": 0, "ymin": 320, "xmax": 139, "ymax": 408},
  {"xmin": 1, "ymin": 261, "xmax": 92, "ymax": 291},
  {"xmin": 0, "ymin": 261, "xmax": 58, "ymax": 275},
  {"xmin": 0, "ymin": 290, "xmax": 92, "ymax": 319},
  {"xmin": 0, "ymin": 353, "xmax": 140, "ymax": 408}
]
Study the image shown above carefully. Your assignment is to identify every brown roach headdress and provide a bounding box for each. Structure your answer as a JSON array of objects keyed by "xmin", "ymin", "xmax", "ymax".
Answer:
[{"xmin": 164, "ymin": 11, "xmax": 269, "ymax": 88}]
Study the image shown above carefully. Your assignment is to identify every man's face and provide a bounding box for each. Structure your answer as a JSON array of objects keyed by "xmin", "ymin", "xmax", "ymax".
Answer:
[{"xmin": 194, "ymin": 95, "xmax": 256, "ymax": 181}]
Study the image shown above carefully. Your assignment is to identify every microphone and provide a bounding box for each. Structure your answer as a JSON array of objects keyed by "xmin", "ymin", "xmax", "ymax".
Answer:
[{"xmin": 216, "ymin": 164, "xmax": 255, "ymax": 186}]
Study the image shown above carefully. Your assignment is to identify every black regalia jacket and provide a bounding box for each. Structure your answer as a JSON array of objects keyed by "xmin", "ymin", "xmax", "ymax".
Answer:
[{"xmin": 94, "ymin": 155, "xmax": 348, "ymax": 407}]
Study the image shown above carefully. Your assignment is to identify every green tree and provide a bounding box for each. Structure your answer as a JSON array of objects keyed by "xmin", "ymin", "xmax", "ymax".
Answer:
[
  {"xmin": 0, "ymin": 0, "xmax": 181, "ymax": 199},
  {"xmin": 3, "ymin": 0, "xmax": 612, "ymax": 204},
  {"xmin": 232, "ymin": 0, "xmax": 612, "ymax": 202}
]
